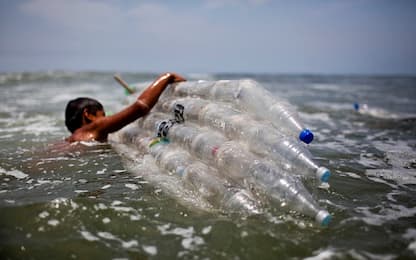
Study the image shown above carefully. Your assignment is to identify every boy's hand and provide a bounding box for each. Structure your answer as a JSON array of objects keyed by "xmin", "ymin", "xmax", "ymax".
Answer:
[{"xmin": 169, "ymin": 73, "xmax": 186, "ymax": 83}]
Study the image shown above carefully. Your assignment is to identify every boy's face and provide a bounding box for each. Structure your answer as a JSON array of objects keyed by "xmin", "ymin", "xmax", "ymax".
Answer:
[
  {"xmin": 83, "ymin": 108, "xmax": 105, "ymax": 125},
  {"xmin": 95, "ymin": 109, "xmax": 106, "ymax": 118}
]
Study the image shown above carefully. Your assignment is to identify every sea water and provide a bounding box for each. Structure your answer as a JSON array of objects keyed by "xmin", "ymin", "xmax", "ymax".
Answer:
[{"xmin": 0, "ymin": 71, "xmax": 415, "ymax": 259}]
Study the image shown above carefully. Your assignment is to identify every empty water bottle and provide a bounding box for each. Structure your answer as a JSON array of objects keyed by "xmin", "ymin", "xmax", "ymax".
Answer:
[{"xmin": 168, "ymin": 79, "xmax": 314, "ymax": 144}]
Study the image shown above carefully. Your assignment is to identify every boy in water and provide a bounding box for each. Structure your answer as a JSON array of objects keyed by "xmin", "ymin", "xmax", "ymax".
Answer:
[{"xmin": 65, "ymin": 72, "xmax": 186, "ymax": 142}]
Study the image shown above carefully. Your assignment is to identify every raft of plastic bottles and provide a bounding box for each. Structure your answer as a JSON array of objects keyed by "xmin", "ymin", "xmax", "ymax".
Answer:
[{"xmin": 110, "ymin": 79, "xmax": 333, "ymax": 226}]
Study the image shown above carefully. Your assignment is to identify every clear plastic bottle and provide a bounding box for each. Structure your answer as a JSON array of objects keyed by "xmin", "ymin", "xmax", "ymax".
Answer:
[
  {"xmin": 159, "ymin": 98, "xmax": 330, "ymax": 183},
  {"xmin": 131, "ymin": 132, "xmax": 262, "ymax": 215},
  {"xmin": 110, "ymin": 141, "xmax": 213, "ymax": 211},
  {"xmin": 170, "ymin": 80, "xmax": 215, "ymax": 98},
  {"xmin": 216, "ymin": 142, "xmax": 332, "ymax": 226},
  {"xmin": 139, "ymin": 113, "xmax": 332, "ymax": 226},
  {"xmin": 181, "ymin": 162, "xmax": 262, "ymax": 215},
  {"xmin": 168, "ymin": 79, "xmax": 314, "ymax": 144}
]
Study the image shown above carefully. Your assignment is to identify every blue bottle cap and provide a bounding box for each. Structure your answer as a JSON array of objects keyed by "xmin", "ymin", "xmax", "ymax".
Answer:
[
  {"xmin": 321, "ymin": 171, "xmax": 330, "ymax": 182},
  {"xmin": 316, "ymin": 210, "xmax": 332, "ymax": 227},
  {"xmin": 321, "ymin": 215, "xmax": 332, "ymax": 227},
  {"xmin": 353, "ymin": 102, "xmax": 360, "ymax": 111},
  {"xmin": 317, "ymin": 167, "xmax": 331, "ymax": 183},
  {"xmin": 299, "ymin": 129, "xmax": 314, "ymax": 144}
]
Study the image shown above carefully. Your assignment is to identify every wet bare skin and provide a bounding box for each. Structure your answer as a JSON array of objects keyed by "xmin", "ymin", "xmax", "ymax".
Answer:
[{"xmin": 66, "ymin": 73, "xmax": 186, "ymax": 143}]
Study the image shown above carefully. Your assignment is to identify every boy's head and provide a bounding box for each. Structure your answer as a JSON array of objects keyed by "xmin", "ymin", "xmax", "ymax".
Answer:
[{"xmin": 65, "ymin": 97, "xmax": 104, "ymax": 133}]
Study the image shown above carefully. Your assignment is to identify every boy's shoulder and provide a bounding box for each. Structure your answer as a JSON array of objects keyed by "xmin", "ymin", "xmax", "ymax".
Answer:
[{"xmin": 67, "ymin": 124, "xmax": 107, "ymax": 143}]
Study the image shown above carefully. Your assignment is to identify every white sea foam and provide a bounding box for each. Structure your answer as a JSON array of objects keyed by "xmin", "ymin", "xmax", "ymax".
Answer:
[
  {"xmin": 365, "ymin": 141, "xmax": 416, "ymax": 186},
  {"xmin": 98, "ymin": 232, "xmax": 117, "ymax": 240},
  {"xmin": 48, "ymin": 198, "xmax": 79, "ymax": 215},
  {"xmin": 94, "ymin": 203, "xmax": 108, "ymax": 210},
  {"xmin": 47, "ymin": 219, "xmax": 60, "ymax": 226},
  {"xmin": 111, "ymin": 200, "xmax": 123, "ymax": 206},
  {"xmin": 80, "ymin": 231, "xmax": 100, "ymax": 241},
  {"xmin": 122, "ymin": 240, "xmax": 139, "ymax": 249},
  {"xmin": 181, "ymin": 236, "xmax": 204, "ymax": 250},
  {"xmin": 38, "ymin": 211, "xmax": 50, "ymax": 219},
  {"xmin": 96, "ymin": 231, "xmax": 139, "ymax": 249},
  {"xmin": 157, "ymin": 224, "xmax": 205, "ymax": 250},
  {"xmin": 403, "ymin": 228, "xmax": 416, "ymax": 240},
  {"xmin": 34, "ymin": 179, "xmax": 63, "ymax": 186},
  {"xmin": 0, "ymin": 114, "xmax": 61, "ymax": 136},
  {"xmin": 101, "ymin": 184, "xmax": 111, "ymax": 189},
  {"xmin": 366, "ymin": 169, "xmax": 416, "ymax": 186},
  {"xmin": 0, "ymin": 167, "xmax": 28, "ymax": 179},
  {"xmin": 359, "ymin": 153, "xmax": 387, "ymax": 169},
  {"xmin": 129, "ymin": 214, "xmax": 141, "ymax": 221},
  {"xmin": 360, "ymin": 252, "xmax": 396, "ymax": 260},
  {"xmin": 357, "ymin": 104, "xmax": 400, "ymax": 119},
  {"xmin": 111, "ymin": 206, "xmax": 134, "ymax": 212},
  {"xmin": 201, "ymin": 226, "xmax": 212, "ymax": 235},
  {"xmin": 306, "ymin": 101, "xmax": 356, "ymax": 111},
  {"xmin": 306, "ymin": 248, "xmax": 396, "ymax": 260},
  {"xmin": 404, "ymin": 228, "xmax": 416, "ymax": 254},
  {"xmin": 319, "ymin": 140, "xmax": 354, "ymax": 154},
  {"xmin": 125, "ymin": 183, "xmax": 139, "ymax": 190},
  {"xmin": 96, "ymin": 168, "xmax": 107, "ymax": 175},
  {"xmin": 0, "ymin": 134, "xmax": 14, "ymax": 139},
  {"xmin": 300, "ymin": 112, "xmax": 337, "ymax": 128},
  {"xmin": 142, "ymin": 245, "xmax": 157, "ymax": 255},
  {"xmin": 304, "ymin": 248, "xmax": 337, "ymax": 260},
  {"xmin": 74, "ymin": 190, "xmax": 89, "ymax": 193},
  {"xmin": 355, "ymin": 204, "xmax": 416, "ymax": 226},
  {"xmin": 340, "ymin": 172, "xmax": 361, "ymax": 179},
  {"xmin": 79, "ymin": 141, "xmax": 106, "ymax": 147}
]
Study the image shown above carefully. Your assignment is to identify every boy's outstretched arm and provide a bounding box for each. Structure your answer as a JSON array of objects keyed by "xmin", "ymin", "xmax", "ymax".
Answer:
[{"xmin": 94, "ymin": 73, "xmax": 186, "ymax": 139}]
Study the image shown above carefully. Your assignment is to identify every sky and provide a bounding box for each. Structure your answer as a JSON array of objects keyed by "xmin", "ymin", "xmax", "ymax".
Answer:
[{"xmin": 0, "ymin": 0, "xmax": 415, "ymax": 75}]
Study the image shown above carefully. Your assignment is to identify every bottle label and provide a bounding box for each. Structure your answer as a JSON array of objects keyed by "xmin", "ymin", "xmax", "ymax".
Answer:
[
  {"xmin": 174, "ymin": 103, "xmax": 185, "ymax": 123},
  {"xmin": 155, "ymin": 103, "xmax": 185, "ymax": 138},
  {"xmin": 149, "ymin": 137, "xmax": 170, "ymax": 147}
]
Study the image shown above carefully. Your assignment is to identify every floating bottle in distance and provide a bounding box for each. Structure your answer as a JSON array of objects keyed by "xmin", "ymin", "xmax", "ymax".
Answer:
[
  {"xmin": 354, "ymin": 102, "xmax": 368, "ymax": 112},
  {"xmin": 159, "ymin": 97, "xmax": 330, "ymax": 183},
  {"xmin": 138, "ymin": 113, "xmax": 332, "ymax": 226},
  {"xmin": 129, "ymin": 130, "xmax": 262, "ymax": 215},
  {"xmin": 353, "ymin": 101, "xmax": 400, "ymax": 119},
  {"xmin": 170, "ymin": 79, "xmax": 314, "ymax": 144}
]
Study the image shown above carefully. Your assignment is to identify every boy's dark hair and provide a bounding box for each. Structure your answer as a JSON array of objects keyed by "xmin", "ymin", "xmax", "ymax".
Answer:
[{"xmin": 65, "ymin": 97, "xmax": 104, "ymax": 133}]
